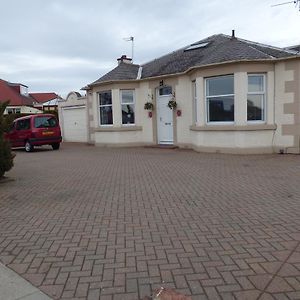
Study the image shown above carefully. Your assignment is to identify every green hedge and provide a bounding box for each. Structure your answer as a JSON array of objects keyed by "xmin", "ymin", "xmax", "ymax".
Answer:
[{"xmin": 0, "ymin": 102, "xmax": 14, "ymax": 178}]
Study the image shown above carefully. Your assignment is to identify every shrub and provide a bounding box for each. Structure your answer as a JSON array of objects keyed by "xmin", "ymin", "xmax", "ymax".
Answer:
[
  {"xmin": 43, "ymin": 109, "xmax": 59, "ymax": 120},
  {"xmin": 0, "ymin": 101, "xmax": 14, "ymax": 178}
]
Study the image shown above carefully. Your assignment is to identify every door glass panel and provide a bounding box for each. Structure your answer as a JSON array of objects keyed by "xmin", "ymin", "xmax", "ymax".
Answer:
[{"xmin": 159, "ymin": 86, "xmax": 172, "ymax": 95}]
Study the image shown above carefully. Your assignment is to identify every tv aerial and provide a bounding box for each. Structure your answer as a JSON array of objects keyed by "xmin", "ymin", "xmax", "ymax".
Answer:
[
  {"xmin": 123, "ymin": 36, "xmax": 134, "ymax": 62},
  {"xmin": 271, "ymin": 0, "xmax": 300, "ymax": 10}
]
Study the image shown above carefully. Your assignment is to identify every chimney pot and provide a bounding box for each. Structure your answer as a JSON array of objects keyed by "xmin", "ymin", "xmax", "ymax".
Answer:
[
  {"xmin": 117, "ymin": 54, "xmax": 132, "ymax": 65},
  {"xmin": 231, "ymin": 30, "xmax": 235, "ymax": 39}
]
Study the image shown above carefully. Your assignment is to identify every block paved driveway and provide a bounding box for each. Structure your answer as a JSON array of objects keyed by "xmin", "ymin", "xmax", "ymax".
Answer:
[{"xmin": 1, "ymin": 143, "xmax": 300, "ymax": 300}]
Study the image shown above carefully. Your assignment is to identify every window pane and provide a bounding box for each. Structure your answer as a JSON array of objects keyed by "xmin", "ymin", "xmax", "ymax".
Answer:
[
  {"xmin": 192, "ymin": 81, "xmax": 197, "ymax": 123},
  {"xmin": 99, "ymin": 91, "xmax": 112, "ymax": 105},
  {"xmin": 159, "ymin": 86, "xmax": 172, "ymax": 95},
  {"xmin": 248, "ymin": 75, "xmax": 264, "ymax": 92},
  {"xmin": 207, "ymin": 76, "xmax": 234, "ymax": 96},
  {"xmin": 122, "ymin": 104, "xmax": 135, "ymax": 124},
  {"xmin": 34, "ymin": 116, "xmax": 57, "ymax": 128},
  {"xmin": 121, "ymin": 90, "xmax": 134, "ymax": 104},
  {"xmin": 17, "ymin": 119, "xmax": 31, "ymax": 130},
  {"xmin": 100, "ymin": 106, "xmax": 113, "ymax": 125},
  {"xmin": 247, "ymin": 95, "xmax": 264, "ymax": 121},
  {"xmin": 208, "ymin": 96, "xmax": 234, "ymax": 122}
]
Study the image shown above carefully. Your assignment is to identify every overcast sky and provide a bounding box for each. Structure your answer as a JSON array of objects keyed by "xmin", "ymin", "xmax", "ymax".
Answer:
[{"xmin": 0, "ymin": 0, "xmax": 299, "ymax": 96}]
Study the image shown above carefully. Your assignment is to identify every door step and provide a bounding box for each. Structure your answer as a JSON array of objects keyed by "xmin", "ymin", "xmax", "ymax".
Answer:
[{"xmin": 145, "ymin": 144, "xmax": 179, "ymax": 149}]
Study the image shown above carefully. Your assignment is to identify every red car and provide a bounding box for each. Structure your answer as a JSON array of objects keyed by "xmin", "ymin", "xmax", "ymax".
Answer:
[{"xmin": 5, "ymin": 114, "xmax": 62, "ymax": 152}]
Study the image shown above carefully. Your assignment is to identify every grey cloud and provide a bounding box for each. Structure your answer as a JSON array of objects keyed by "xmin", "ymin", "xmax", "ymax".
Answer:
[{"xmin": 0, "ymin": 0, "xmax": 299, "ymax": 95}]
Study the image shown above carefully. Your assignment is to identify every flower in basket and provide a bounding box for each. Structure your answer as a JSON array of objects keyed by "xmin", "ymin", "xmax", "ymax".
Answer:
[
  {"xmin": 144, "ymin": 102, "xmax": 154, "ymax": 111},
  {"xmin": 167, "ymin": 99, "xmax": 177, "ymax": 110}
]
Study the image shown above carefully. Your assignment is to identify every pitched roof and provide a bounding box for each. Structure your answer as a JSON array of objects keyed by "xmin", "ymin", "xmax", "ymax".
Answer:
[
  {"xmin": 91, "ymin": 62, "xmax": 140, "ymax": 85},
  {"xmin": 88, "ymin": 34, "xmax": 300, "ymax": 87},
  {"xmin": 141, "ymin": 34, "xmax": 298, "ymax": 78},
  {"xmin": 29, "ymin": 92, "xmax": 58, "ymax": 103},
  {"xmin": 0, "ymin": 79, "xmax": 33, "ymax": 106},
  {"xmin": 285, "ymin": 45, "xmax": 300, "ymax": 52}
]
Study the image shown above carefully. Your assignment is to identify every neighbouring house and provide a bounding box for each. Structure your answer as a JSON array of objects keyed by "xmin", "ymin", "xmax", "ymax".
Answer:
[
  {"xmin": 58, "ymin": 92, "xmax": 88, "ymax": 142},
  {"xmin": 286, "ymin": 45, "xmax": 300, "ymax": 52},
  {"xmin": 0, "ymin": 79, "xmax": 42, "ymax": 114},
  {"xmin": 77, "ymin": 32, "xmax": 300, "ymax": 154},
  {"xmin": 30, "ymin": 92, "xmax": 61, "ymax": 111}
]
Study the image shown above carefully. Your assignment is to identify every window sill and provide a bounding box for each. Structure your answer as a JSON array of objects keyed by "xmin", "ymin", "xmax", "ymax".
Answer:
[
  {"xmin": 190, "ymin": 124, "xmax": 277, "ymax": 131},
  {"xmin": 94, "ymin": 126, "xmax": 142, "ymax": 132}
]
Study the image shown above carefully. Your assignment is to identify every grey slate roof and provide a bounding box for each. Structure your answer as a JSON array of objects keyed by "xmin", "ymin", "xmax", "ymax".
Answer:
[
  {"xmin": 285, "ymin": 45, "xmax": 300, "ymax": 52},
  {"xmin": 91, "ymin": 62, "xmax": 140, "ymax": 85},
  {"xmin": 89, "ymin": 34, "xmax": 299, "ymax": 86}
]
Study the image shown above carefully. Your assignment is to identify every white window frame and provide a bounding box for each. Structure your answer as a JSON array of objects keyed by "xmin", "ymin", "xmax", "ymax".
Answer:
[
  {"xmin": 205, "ymin": 75, "xmax": 234, "ymax": 124},
  {"xmin": 120, "ymin": 89, "xmax": 135, "ymax": 126},
  {"xmin": 247, "ymin": 74, "xmax": 266, "ymax": 123},
  {"xmin": 192, "ymin": 80, "xmax": 198, "ymax": 124},
  {"xmin": 98, "ymin": 91, "xmax": 113, "ymax": 126}
]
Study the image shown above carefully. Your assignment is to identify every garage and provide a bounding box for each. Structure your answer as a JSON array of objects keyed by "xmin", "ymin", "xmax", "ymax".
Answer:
[
  {"xmin": 58, "ymin": 92, "xmax": 88, "ymax": 143},
  {"xmin": 61, "ymin": 106, "xmax": 87, "ymax": 142}
]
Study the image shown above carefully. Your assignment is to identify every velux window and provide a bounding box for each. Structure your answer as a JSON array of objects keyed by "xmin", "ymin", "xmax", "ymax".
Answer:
[
  {"xmin": 206, "ymin": 75, "xmax": 234, "ymax": 122},
  {"xmin": 247, "ymin": 74, "xmax": 265, "ymax": 122},
  {"xmin": 121, "ymin": 90, "xmax": 135, "ymax": 125},
  {"xmin": 99, "ymin": 91, "xmax": 113, "ymax": 125}
]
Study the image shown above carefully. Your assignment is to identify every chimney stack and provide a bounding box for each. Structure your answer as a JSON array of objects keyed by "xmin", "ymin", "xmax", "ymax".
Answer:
[
  {"xmin": 117, "ymin": 55, "xmax": 132, "ymax": 65},
  {"xmin": 231, "ymin": 30, "xmax": 236, "ymax": 39}
]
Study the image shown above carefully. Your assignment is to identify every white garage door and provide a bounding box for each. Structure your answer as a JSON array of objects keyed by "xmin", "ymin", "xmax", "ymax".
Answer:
[{"xmin": 62, "ymin": 106, "xmax": 87, "ymax": 142}]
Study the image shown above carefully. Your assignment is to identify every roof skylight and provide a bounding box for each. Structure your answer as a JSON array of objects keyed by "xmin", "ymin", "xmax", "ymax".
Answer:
[{"xmin": 184, "ymin": 42, "xmax": 209, "ymax": 51}]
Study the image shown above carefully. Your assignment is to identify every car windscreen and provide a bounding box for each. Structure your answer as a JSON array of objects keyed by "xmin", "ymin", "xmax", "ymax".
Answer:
[{"xmin": 34, "ymin": 116, "xmax": 58, "ymax": 128}]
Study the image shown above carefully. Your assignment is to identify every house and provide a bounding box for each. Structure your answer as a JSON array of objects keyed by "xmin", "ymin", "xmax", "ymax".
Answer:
[
  {"xmin": 30, "ymin": 92, "xmax": 61, "ymax": 111},
  {"xmin": 0, "ymin": 79, "xmax": 42, "ymax": 114},
  {"xmin": 79, "ymin": 32, "xmax": 300, "ymax": 154}
]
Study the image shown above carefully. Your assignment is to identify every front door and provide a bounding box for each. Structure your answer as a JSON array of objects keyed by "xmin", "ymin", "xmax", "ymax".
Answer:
[{"xmin": 157, "ymin": 88, "xmax": 173, "ymax": 145}]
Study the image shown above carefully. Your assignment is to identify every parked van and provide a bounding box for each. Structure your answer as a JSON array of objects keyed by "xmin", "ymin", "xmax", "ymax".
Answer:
[{"xmin": 5, "ymin": 114, "xmax": 62, "ymax": 152}]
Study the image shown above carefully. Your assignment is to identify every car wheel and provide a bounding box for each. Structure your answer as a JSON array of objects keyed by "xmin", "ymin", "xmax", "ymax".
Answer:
[
  {"xmin": 25, "ymin": 141, "xmax": 33, "ymax": 152},
  {"xmin": 52, "ymin": 143, "xmax": 60, "ymax": 150}
]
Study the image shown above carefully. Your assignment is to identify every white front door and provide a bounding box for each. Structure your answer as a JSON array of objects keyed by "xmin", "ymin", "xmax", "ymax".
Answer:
[{"xmin": 157, "ymin": 94, "xmax": 174, "ymax": 144}]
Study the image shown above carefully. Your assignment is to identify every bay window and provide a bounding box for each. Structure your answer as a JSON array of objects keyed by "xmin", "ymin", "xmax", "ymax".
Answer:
[
  {"xmin": 121, "ymin": 90, "xmax": 135, "ymax": 125},
  {"xmin": 192, "ymin": 80, "xmax": 198, "ymax": 124},
  {"xmin": 206, "ymin": 75, "xmax": 234, "ymax": 123},
  {"xmin": 99, "ymin": 91, "xmax": 113, "ymax": 125},
  {"xmin": 247, "ymin": 74, "xmax": 265, "ymax": 121}
]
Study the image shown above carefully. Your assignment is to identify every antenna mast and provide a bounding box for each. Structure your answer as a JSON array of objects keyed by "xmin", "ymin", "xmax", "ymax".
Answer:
[
  {"xmin": 271, "ymin": 0, "xmax": 300, "ymax": 10},
  {"xmin": 123, "ymin": 36, "xmax": 134, "ymax": 62}
]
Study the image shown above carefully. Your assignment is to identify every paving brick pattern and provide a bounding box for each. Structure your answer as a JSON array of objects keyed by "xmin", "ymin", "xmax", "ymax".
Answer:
[{"xmin": 1, "ymin": 143, "xmax": 300, "ymax": 299}]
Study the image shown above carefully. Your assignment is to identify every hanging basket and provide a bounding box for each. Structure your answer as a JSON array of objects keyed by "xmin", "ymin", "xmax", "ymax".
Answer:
[
  {"xmin": 144, "ymin": 102, "xmax": 154, "ymax": 111},
  {"xmin": 167, "ymin": 99, "xmax": 177, "ymax": 110}
]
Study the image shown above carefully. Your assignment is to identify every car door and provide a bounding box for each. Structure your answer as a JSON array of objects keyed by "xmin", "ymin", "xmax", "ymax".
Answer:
[
  {"xmin": 14, "ymin": 119, "xmax": 31, "ymax": 147},
  {"xmin": 5, "ymin": 122, "xmax": 19, "ymax": 147}
]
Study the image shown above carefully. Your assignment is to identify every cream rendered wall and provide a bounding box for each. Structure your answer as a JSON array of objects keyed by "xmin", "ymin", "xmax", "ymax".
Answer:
[
  {"xmin": 273, "ymin": 62, "xmax": 295, "ymax": 149},
  {"xmin": 175, "ymin": 76, "xmax": 193, "ymax": 145},
  {"xmin": 190, "ymin": 131, "xmax": 274, "ymax": 153},
  {"xmin": 91, "ymin": 82, "xmax": 155, "ymax": 146},
  {"xmin": 137, "ymin": 82, "xmax": 155, "ymax": 143},
  {"xmin": 186, "ymin": 69, "xmax": 276, "ymax": 153}
]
